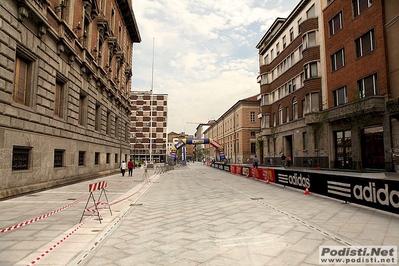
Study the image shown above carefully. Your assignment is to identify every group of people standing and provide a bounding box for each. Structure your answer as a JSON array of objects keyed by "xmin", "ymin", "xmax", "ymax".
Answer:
[{"xmin": 120, "ymin": 159, "xmax": 134, "ymax": 177}]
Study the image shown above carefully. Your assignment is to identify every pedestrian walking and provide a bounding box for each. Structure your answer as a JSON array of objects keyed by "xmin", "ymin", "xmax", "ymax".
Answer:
[
  {"xmin": 253, "ymin": 155, "xmax": 259, "ymax": 168},
  {"xmin": 120, "ymin": 161, "xmax": 127, "ymax": 176},
  {"xmin": 286, "ymin": 155, "xmax": 291, "ymax": 167},
  {"xmin": 281, "ymin": 154, "xmax": 286, "ymax": 167},
  {"xmin": 128, "ymin": 159, "xmax": 134, "ymax": 176}
]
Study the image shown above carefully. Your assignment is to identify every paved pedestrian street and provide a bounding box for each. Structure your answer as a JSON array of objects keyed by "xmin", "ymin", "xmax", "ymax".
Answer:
[{"xmin": 0, "ymin": 164, "xmax": 398, "ymax": 265}]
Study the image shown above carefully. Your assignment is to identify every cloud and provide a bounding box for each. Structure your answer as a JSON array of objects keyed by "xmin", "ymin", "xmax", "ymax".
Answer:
[{"xmin": 131, "ymin": 0, "xmax": 298, "ymax": 133}]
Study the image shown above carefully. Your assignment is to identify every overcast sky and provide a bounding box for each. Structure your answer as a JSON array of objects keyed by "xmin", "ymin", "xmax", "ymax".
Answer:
[{"xmin": 131, "ymin": 0, "xmax": 298, "ymax": 135}]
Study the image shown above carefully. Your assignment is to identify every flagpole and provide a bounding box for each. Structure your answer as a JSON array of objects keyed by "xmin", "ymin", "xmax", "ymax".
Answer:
[{"xmin": 149, "ymin": 37, "xmax": 154, "ymax": 163}]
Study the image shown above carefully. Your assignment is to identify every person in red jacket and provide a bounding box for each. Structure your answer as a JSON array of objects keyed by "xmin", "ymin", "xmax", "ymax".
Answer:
[{"xmin": 128, "ymin": 159, "xmax": 134, "ymax": 176}]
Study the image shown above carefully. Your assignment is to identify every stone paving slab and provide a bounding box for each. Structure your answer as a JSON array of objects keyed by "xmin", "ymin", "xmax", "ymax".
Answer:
[
  {"xmin": 73, "ymin": 165, "xmax": 399, "ymax": 266},
  {"xmin": 0, "ymin": 168, "xmax": 154, "ymax": 266},
  {"xmin": 0, "ymin": 164, "xmax": 398, "ymax": 266}
]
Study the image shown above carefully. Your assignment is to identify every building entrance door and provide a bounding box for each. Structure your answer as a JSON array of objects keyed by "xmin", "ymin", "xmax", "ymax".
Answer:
[{"xmin": 362, "ymin": 126, "xmax": 385, "ymax": 169}]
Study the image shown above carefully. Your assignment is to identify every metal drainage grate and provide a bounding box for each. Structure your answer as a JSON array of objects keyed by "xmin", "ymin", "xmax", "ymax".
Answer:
[
  {"xmin": 251, "ymin": 197, "xmax": 263, "ymax": 200},
  {"xmin": 130, "ymin": 203, "xmax": 143, "ymax": 206}
]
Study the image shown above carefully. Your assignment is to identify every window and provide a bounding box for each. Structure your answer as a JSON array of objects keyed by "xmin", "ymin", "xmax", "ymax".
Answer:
[
  {"xmin": 106, "ymin": 110, "xmax": 111, "ymax": 135},
  {"xmin": 304, "ymin": 62, "xmax": 318, "ymax": 79},
  {"xmin": 303, "ymin": 132, "xmax": 308, "ymax": 151},
  {"xmin": 276, "ymin": 43, "xmax": 280, "ymax": 55},
  {"xmin": 358, "ymin": 73, "xmax": 378, "ymax": 98},
  {"xmin": 305, "ymin": 92, "xmax": 319, "ymax": 114},
  {"xmin": 250, "ymin": 143, "xmax": 256, "ymax": 153},
  {"xmin": 273, "ymin": 113, "xmax": 276, "ymax": 127},
  {"xmin": 125, "ymin": 121, "xmax": 129, "ymax": 141},
  {"xmin": 333, "ymin": 86, "xmax": 348, "ymax": 106},
  {"xmin": 12, "ymin": 147, "xmax": 30, "ymax": 170},
  {"xmin": 250, "ymin": 112, "xmax": 255, "ymax": 123},
  {"xmin": 353, "ymin": 0, "xmax": 372, "ymax": 17},
  {"xmin": 355, "ymin": 29, "xmax": 375, "ymax": 58},
  {"xmin": 260, "ymin": 74, "xmax": 268, "ymax": 85},
  {"xmin": 54, "ymin": 81, "xmax": 65, "ymax": 118},
  {"xmin": 262, "ymin": 114, "xmax": 270, "ymax": 128},
  {"xmin": 303, "ymin": 31, "xmax": 316, "ymax": 49},
  {"xmin": 95, "ymin": 152, "xmax": 100, "ymax": 165},
  {"xmin": 54, "ymin": 150, "xmax": 64, "ymax": 167},
  {"xmin": 331, "ymin": 48, "xmax": 345, "ymax": 71},
  {"xmin": 290, "ymin": 28, "xmax": 294, "ymax": 42},
  {"xmin": 286, "ymin": 107, "xmax": 289, "ymax": 122},
  {"xmin": 271, "ymin": 49, "xmax": 274, "ymax": 60},
  {"xmin": 329, "ymin": 11, "xmax": 343, "ymax": 36},
  {"xmin": 250, "ymin": 132, "xmax": 256, "ymax": 137},
  {"xmin": 14, "ymin": 56, "xmax": 32, "ymax": 106},
  {"xmin": 79, "ymin": 93, "xmax": 87, "ymax": 126},
  {"xmin": 95, "ymin": 104, "xmax": 101, "ymax": 131},
  {"xmin": 299, "ymin": 45, "xmax": 303, "ymax": 60},
  {"xmin": 293, "ymin": 98, "xmax": 298, "ymax": 120},
  {"xmin": 306, "ymin": 4, "xmax": 315, "ymax": 19},
  {"xmin": 283, "ymin": 36, "xmax": 286, "ymax": 49},
  {"xmin": 298, "ymin": 18, "xmax": 302, "ymax": 34},
  {"xmin": 115, "ymin": 117, "xmax": 119, "ymax": 138},
  {"xmin": 106, "ymin": 153, "xmax": 110, "ymax": 164},
  {"xmin": 79, "ymin": 151, "xmax": 85, "ymax": 166},
  {"xmin": 278, "ymin": 105, "xmax": 283, "ymax": 125},
  {"xmin": 115, "ymin": 153, "xmax": 118, "ymax": 163}
]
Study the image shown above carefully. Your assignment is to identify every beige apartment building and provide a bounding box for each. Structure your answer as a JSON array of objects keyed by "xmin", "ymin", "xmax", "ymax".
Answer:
[
  {"xmin": 0, "ymin": 0, "xmax": 140, "ymax": 198},
  {"xmin": 257, "ymin": 0, "xmax": 326, "ymax": 167},
  {"xmin": 193, "ymin": 121, "xmax": 214, "ymax": 161},
  {"xmin": 203, "ymin": 95, "xmax": 260, "ymax": 164},
  {"xmin": 130, "ymin": 92, "xmax": 168, "ymax": 163}
]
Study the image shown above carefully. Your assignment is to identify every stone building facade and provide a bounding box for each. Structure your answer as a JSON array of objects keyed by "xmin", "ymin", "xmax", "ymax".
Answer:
[
  {"xmin": 0, "ymin": 0, "xmax": 140, "ymax": 198},
  {"xmin": 204, "ymin": 95, "xmax": 261, "ymax": 164},
  {"xmin": 130, "ymin": 92, "xmax": 168, "ymax": 163}
]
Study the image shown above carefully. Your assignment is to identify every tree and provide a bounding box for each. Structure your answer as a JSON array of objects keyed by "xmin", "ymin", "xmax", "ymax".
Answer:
[
  {"xmin": 307, "ymin": 111, "xmax": 328, "ymax": 168},
  {"xmin": 270, "ymin": 127, "xmax": 280, "ymax": 166},
  {"xmin": 203, "ymin": 148, "xmax": 210, "ymax": 161},
  {"xmin": 256, "ymin": 135, "xmax": 264, "ymax": 165}
]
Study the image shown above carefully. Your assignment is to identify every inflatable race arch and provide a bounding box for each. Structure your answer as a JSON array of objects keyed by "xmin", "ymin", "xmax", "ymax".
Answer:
[{"xmin": 170, "ymin": 138, "xmax": 225, "ymax": 162}]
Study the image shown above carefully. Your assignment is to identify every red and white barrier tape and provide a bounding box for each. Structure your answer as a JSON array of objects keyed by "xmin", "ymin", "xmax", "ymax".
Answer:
[
  {"xmin": 26, "ymin": 215, "xmax": 94, "ymax": 266},
  {"xmin": 0, "ymin": 193, "xmax": 88, "ymax": 234},
  {"xmin": 24, "ymin": 181, "xmax": 150, "ymax": 265}
]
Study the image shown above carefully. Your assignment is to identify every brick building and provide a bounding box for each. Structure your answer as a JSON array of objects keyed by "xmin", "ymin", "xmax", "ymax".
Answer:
[
  {"xmin": 257, "ymin": 0, "xmax": 399, "ymax": 171},
  {"xmin": 323, "ymin": 0, "xmax": 390, "ymax": 170},
  {"xmin": 204, "ymin": 95, "xmax": 260, "ymax": 164},
  {"xmin": 0, "ymin": 0, "xmax": 140, "ymax": 198},
  {"xmin": 130, "ymin": 92, "xmax": 168, "ymax": 163}
]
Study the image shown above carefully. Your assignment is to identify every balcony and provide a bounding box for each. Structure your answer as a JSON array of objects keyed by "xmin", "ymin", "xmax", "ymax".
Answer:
[{"xmin": 326, "ymin": 96, "xmax": 386, "ymax": 123}]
